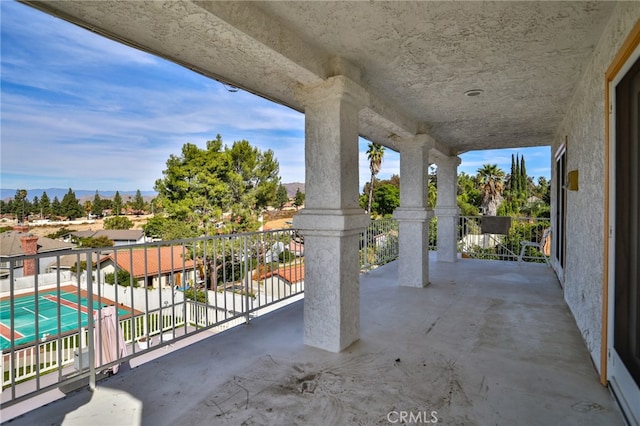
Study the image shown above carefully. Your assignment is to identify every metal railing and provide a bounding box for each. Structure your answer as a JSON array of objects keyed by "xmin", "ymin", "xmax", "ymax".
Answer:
[
  {"xmin": 2, "ymin": 220, "xmax": 400, "ymax": 407},
  {"xmin": 1, "ymin": 228, "xmax": 306, "ymax": 406},
  {"xmin": 360, "ymin": 218, "xmax": 399, "ymax": 270},
  {"xmin": 458, "ymin": 216, "xmax": 551, "ymax": 262},
  {"xmin": 1, "ymin": 215, "xmax": 550, "ymax": 407}
]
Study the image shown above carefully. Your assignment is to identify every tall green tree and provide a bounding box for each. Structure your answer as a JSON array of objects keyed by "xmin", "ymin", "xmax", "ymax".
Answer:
[
  {"xmin": 132, "ymin": 189, "xmax": 145, "ymax": 212},
  {"xmin": 226, "ymin": 140, "xmax": 280, "ymax": 222},
  {"xmin": 32, "ymin": 196, "xmax": 40, "ymax": 218},
  {"xmin": 373, "ymin": 184, "xmax": 400, "ymax": 216},
  {"xmin": 514, "ymin": 154, "xmax": 521, "ymax": 194},
  {"xmin": 155, "ymin": 138, "xmax": 226, "ymax": 226},
  {"xmin": 477, "ymin": 164, "xmax": 505, "ymax": 216},
  {"xmin": 143, "ymin": 216, "xmax": 197, "ymax": 240},
  {"xmin": 520, "ymin": 155, "xmax": 528, "ymax": 197},
  {"xmin": 366, "ymin": 143, "xmax": 385, "ymax": 214},
  {"xmin": 294, "ymin": 188, "xmax": 305, "ymax": 210},
  {"xmin": 457, "ymin": 172, "xmax": 481, "ymax": 216},
  {"xmin": 154, "ymin": 135, "xmax": 280, "ymax": 234},
  {"xmin": 91, "ymin": 191, "xmax": 103, "ymax": 216},
  {"xmin": 60, "ymin": 188, "xmax": 83, "ymax": 219},
  {"xmin": 113, "ymin": 191, "xmax": 123, "ymax": 215},
  {"xmin": 537, "ymin": 176, "xmax": 551, "ymax": 204},
  {"xmin": 276, "ymin": 184, "xmax": 289, "ymax": 210},
  {"xmin": 14, "ymin": 189, "xmax": 28, "ymax": 222},
  {"xmin": 51, "ymin": 196, "xmax": 61, "ymax": 216},
  {"xmin": 40, "ymin": 191, "xmax": 51, "ymax": 217}
]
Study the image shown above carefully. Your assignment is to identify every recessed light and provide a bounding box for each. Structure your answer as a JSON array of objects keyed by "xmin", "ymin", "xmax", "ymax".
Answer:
[{"xmin": 464, "ymin": 89, "xmax": 483, "ymax": 97}]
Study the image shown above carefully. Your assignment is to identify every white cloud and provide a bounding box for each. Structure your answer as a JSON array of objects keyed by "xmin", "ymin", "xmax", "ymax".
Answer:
[{"xmin": 1, "ymin": 2, "xmax": 552, "ymax": 194}]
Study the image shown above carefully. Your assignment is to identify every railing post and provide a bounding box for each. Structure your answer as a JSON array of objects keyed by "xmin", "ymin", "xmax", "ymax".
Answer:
[
  {"xmin": 86, "ymin": 252, "xmax": 96, "ymax": 391},
  {"xmin": 363, "ymin": 225, "xmax": 369, "ymax": 270},
  {"xmin": 244, "ymin": 235, "xmax": 251, "ymax": 325}
]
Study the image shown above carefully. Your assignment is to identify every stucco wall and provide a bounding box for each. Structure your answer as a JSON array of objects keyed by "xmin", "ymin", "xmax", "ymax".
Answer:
[{"xmin": 552, "ymin": 4, "xmax": 639, "ymax": 370}]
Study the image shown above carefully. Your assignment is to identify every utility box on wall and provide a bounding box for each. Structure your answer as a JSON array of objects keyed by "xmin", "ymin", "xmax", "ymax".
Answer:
[{"xmin": 567, "ymin": 170, "xmax": 579, "ymax": 191}]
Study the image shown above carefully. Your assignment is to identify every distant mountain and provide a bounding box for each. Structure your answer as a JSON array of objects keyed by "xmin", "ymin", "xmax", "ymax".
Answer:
[
  {"xmin": 1, "ymin": 184, "xmax": 305, "ymax": 201},
  {"xmin": 0, "ymin": 188, "xmax": 157, "ymax": 202},
  {"xmin": 283, "ymin": 182, "xmax": 305, "ymax": 198}
]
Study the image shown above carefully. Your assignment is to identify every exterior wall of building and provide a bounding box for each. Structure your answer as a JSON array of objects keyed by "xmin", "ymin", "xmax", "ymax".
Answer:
[
  {"xmin": 135, "ymin": 274, "xmax": 173, "ymax": 288},
  {"xmin": 552, "ymin": 3, "xmax": 640, "ymax": 369},
  {"xmin": 112, "ymin": 236, "xmax": 146, "ymax": 247}
]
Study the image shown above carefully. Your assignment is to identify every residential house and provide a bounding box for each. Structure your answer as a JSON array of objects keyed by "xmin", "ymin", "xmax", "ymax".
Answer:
[
  {"xmin": 0, "ymin": 225, "xmax": 76, "ymax": 279},
  {"xmin": 257, "ymin": 263, "xmax": 305, "ymax": 299},
  {"xmin": 97, "ymin": 246, "xmax": 196, "ymax": 288},
  {"xmin": 66, "ymin": 229, "xmax": 147, "ymax": 246},
  {"xmin": 46, "ymin": 253, "xmax": 104, "ymax": 276}
]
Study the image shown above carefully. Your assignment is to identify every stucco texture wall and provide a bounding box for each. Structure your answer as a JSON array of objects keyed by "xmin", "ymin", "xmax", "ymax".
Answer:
[{"xmin": 552, "ymin": 4, "xmax": 640, "ymax": 370}]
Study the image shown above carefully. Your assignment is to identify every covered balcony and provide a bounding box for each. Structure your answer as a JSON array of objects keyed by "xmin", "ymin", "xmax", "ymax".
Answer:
[
  {"xmin": 0, "ymin": 219, "xmax": 623, "ymax": 424},
  {"xmin": 3, "ymin": 248, "xmax": 621, "ymax": 424},
  {"xmin": 4, "ymin": 1, "xmax": 640, "ymax": 423}
]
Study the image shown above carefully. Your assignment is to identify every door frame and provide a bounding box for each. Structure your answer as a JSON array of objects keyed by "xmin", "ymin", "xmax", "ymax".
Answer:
[
  {"xmin": 604, "ymin": 19, "xmax": 640, "ymax": 424},
  {"xmin": 553, "ymin": 142, "xmax": 567, "ymax": 285}
]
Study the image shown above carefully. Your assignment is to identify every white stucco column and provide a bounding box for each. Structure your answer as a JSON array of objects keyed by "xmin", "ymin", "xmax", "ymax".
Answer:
[
  {"xmin": 293, "ymin": 76, "xmax": 370, "ymax": 352},
  {"xmin": 393, "ymin": 135, "xmax": 434, "ymax": 288},
  {"xmin": 435, "ymin": 156, "xmax": 461, "ymax": 262}
]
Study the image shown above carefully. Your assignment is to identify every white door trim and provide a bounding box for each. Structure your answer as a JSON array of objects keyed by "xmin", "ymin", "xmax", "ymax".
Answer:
[{"xmin": 607, "ymin": 41, "xmax": 640, "ymax": 426}]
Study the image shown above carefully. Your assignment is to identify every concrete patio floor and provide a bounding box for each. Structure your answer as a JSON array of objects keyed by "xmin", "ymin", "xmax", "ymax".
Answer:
[{"xmin": 2, "ymin": 257, "xmax": 623, "ymax": 425}]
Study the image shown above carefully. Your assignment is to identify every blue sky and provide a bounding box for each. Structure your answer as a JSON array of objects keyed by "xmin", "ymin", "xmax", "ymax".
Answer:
[{"xmin": 1, "ymin": 2, "xmax": 550, "ymax": 195}]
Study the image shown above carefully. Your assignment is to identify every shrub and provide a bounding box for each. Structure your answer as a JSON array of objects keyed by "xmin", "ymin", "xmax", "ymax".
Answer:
[
  {"xmin": 278, "ymin": 249, "xmax": 296, "ymax": 264},
  {"xmin": 184, "ymin": 288, "xmax": 207, "ymax": 303},
  {"xmin": 104, "ymin": 269, "xmax": 137, "ymax": 287},
  {"xmin": 103, "ymin": 215, "xmax": 133, "ymax": 230}
]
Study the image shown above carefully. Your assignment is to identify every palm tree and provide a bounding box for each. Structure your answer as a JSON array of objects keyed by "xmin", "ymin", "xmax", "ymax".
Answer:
[
  {"xmin": 476, "ymin": 164, "xmax": 506, "ymax": 216},
  {"xmin": 366, "ymin": 143, "xmax": 385, "ymax": 214}
]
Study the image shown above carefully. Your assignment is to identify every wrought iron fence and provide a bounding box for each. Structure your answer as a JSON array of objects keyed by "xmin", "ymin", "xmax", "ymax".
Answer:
[
  {"xmin": 1, "ymin": 218, "xmax": 443, "ymax": 407},
  {"xmin": 2, "ymin": 214, "xmax": 551, "ymax": 412},
  {"xmin": 1, "ymin": 228, "xmax": 305, "ymax": 406},
  {"xmin": 458, "ymin": 216, "xmax": 551, "ymax": 262},
  {"xmin": 360, "ymin": 218, "xmax": 399, "ymax": 270}
]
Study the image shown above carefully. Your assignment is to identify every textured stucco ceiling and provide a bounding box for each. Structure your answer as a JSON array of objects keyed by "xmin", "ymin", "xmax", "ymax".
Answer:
[{"xmin": 23, "ymin": 1, "xmax": 618, "ymax": 155}]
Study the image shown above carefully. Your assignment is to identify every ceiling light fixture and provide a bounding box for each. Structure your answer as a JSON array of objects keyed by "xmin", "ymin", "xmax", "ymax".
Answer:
[
  {"xmin": 222, "ymin": 83, "xmax": 239, "ymax": 93},
  {"xmin": 464, "ymin": 89, "xmax": 483, "ymax": 97}
]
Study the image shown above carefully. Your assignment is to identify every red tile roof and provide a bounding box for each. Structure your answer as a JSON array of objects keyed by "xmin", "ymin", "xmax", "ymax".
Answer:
[
  {"xmin": 259, "ymin": 263, "xmax": 304, "ymax": 284},
  {"xmin": 100, "ymin": 246, "xmax": 195, "ymax": 278}
]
